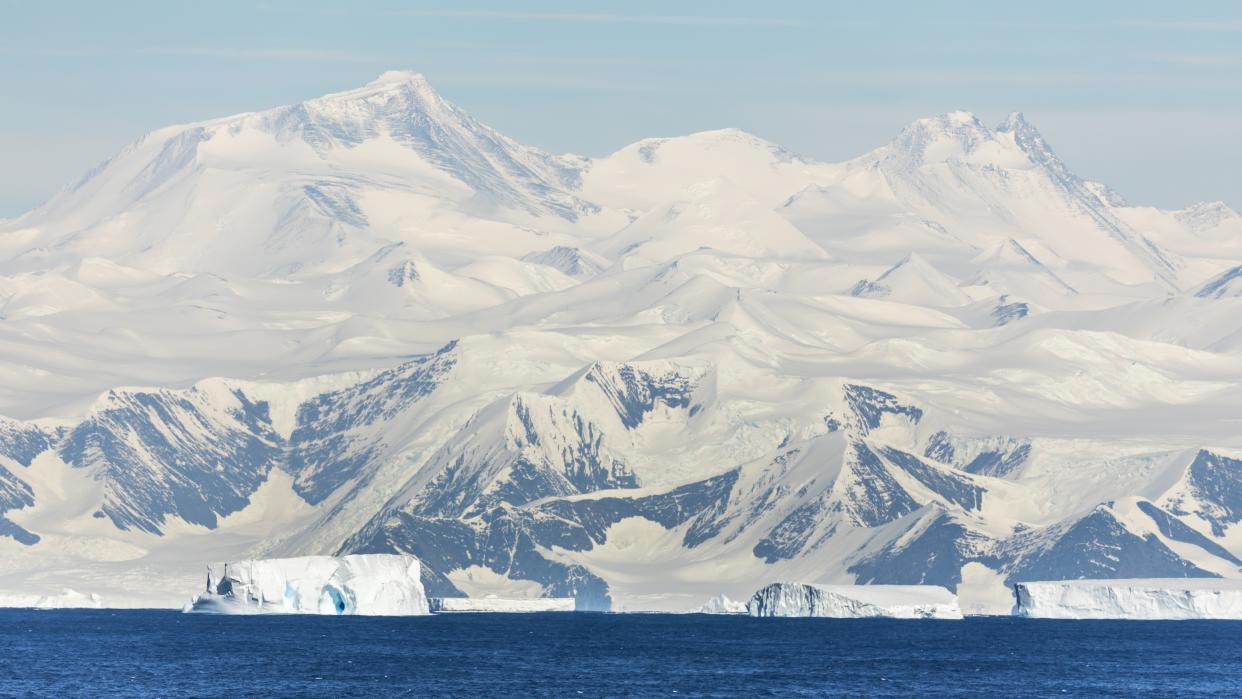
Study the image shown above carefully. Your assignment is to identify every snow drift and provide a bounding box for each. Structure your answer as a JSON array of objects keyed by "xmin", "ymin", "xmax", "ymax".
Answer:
[
  {"xmin": 1015, "ymin": 579, "xmax": 1242, "ymax": 620},
  {"xmin": 185, "ymin": 554, "xmax": 429, "ymax": 616},
  {"xmin": 747, "ymin": 582, "xmax": 963, "ymax": 619}
]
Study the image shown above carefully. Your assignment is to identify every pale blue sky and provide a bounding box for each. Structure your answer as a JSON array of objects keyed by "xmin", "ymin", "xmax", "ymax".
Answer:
[{"xmin": 2, "ymin": 0, "xmax": 1240, "ymax": 216}]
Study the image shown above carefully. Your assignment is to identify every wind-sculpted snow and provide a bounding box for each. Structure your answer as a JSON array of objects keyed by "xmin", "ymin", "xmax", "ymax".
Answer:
[
  {"xmin": 1015, "ymin": 579, "xmax": 1242, "ymax": 620},
  {"xmin": 748, "ymin": 582, "xmax": 962, "ymax": 619},
  {"xmin": 59, "ymin": 385, "xmax": 283, "ymax": 534},
  {"xmin": 186, "ymin": 554, "xmax": 429, "ymax": 616}
]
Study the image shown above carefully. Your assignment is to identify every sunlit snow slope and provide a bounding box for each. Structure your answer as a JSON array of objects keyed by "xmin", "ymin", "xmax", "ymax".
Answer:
[{"xmin": 1, "ymin": 72, "xmax": 1240, "ymax": 612}]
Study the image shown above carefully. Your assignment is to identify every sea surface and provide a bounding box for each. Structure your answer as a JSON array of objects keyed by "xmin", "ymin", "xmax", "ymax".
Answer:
[{"xmin": 2, "ymin": 610, "xmax": 1240, "ymax": 697}]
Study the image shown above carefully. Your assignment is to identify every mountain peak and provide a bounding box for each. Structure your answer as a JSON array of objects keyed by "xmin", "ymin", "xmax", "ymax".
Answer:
[
  {"xmin": 368, "ymin": 69, "xmax": 430, "ymax": 87},
  {"xmin": 887, "ymin": 111, "xmax": 995, "ymax": 165},
  {"xmin": 999, "ymin": 111, "xmax": 1031, "ymax": 132},
  {"xmin": 994, "ymin": 111, "xmax": 1069, "ymax": 175},
  {"xmin": 309, "ymin": 69, "xmax": 443, "ymax": 108}
]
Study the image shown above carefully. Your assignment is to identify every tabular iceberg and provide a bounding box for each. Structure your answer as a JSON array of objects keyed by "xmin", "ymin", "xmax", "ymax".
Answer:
[
  {"xmin": 0, "ymin": 588, "xmax": 104, "ymax": 609},
  {"xmin": 429, "ymin": 596, "xmax": 575, "ymax": 612},
  {"xmin": 185, "ymin": 554, "xmax": 429, "ymax": 616},
  {"xmin": 1015, "ymin": 579, "xmax": 1242, "ymax": 620},
  {"xmin": 748, "ymin": 582, "xmax": 963, "ymax": 619}
]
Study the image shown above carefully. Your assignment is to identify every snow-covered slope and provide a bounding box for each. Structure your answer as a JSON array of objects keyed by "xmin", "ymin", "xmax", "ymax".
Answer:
[{"xmin": 0, "ymin": 73, "xmax": 1240, "ymax": 613}]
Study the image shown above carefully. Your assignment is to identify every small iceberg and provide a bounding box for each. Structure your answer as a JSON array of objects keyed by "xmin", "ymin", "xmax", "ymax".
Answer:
[
  {"xmin": 184, "ymin": 554, "xmax": 430, "ymax": 616},
  {"xmin": 429, "ymin": 595, "xmax": 575, "ymax": 612},
  {"xmin": 747, "ymin": 582, "xmax": 963, "ymax": 619},
  {"xmin": 696, "ymin": 594, "xmax": 748, "ymax": 615},
  {"xmin": 1015, "ymin": 578, "xmax": 1242, "ymax": 620}
]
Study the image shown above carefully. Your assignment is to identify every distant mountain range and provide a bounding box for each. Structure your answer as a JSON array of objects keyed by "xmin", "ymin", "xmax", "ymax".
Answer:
[{"xmin": 0, "ymin": 71, "xmax": 1239, "ymax": 612}]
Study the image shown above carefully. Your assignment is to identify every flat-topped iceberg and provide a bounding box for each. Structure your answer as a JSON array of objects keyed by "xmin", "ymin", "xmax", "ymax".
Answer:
[
  {"xmin": 429, "ymin": 596, "xmax": 574, "ymax": 612},
  {"xmin": 0, "ymin": 588, "xmax": 103, "ymax": 609},
  {"xmin": 185, "ymin": 554, "xmax": 429, "ymax": 616},
  {"xmin": 748, "ymin": 582, "xmax": 963, "ymax": 619},
  {"xmin": 1015, "ymin": 579, "xmax": 1242, "ymax": 620}
]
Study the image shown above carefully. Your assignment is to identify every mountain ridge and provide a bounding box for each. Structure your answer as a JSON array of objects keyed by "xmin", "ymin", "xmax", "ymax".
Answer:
[{"xmin": 0, "ymin": 72, "xmax": 1239, "ymax": 612}]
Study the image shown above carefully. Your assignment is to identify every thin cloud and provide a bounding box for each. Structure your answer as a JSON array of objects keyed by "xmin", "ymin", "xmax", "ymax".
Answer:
[
  {"xmin": 1145, "ymin": 53, "xmax": 1242, "ymax": 67},
  {"xmin": 1117, "ymin": 19, "xmax": 1242, "ymax": 32},
  {"xmin": 139, "ymin": 47, "xmax": 367, "ymax": 62},
  {"xmin": 397, "ymin": 9, "xmax": 802, "ymax": 27},
  {"xmin": 0, "ymin": 46, "xmax": 372, "ymax": 62}
]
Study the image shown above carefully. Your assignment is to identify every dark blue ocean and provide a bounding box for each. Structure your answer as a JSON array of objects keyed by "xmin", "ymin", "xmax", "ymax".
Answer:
[{"xmin": 2, "ymin": 610, "xmax": 1240, "ymax": 697}]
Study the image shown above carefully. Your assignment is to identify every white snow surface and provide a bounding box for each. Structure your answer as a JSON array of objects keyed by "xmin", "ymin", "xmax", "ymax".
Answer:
[
  {"xmin": 0, "ymin": 73, "xmax": 1239, "ymax": 610},
  {"xmin": 1015, "ymin": 579, "xmax": 1242, "ymax": 620},
  {"xmin": 185, "ymin": 554, "xmax": 429, "ymax": 616},
  {"xmin": 696, "ymin": 594, "xmax": 748, "ymax": 615},
  {"xmin": 429, "ymin": 596, "xmax": 575, "ymax": 613},
  {"xmin": 0, "ymin": 588, "xmax": 103, "ymax": 609},
  {"xmin": 748, "ymin": 582, "xmax": 963, "ymax": 619}
]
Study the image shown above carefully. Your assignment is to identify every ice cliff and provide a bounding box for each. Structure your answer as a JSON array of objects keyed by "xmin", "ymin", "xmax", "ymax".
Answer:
[
  {"xmin": 1015, "ymin": 579, "xmax": 1242, "ymax": 620},
  {"xmin": 429, "ymin": 596, "xmax": 574, "ymax": 612},
  {"xmin": 185, "ymin": 554, "xmax": 429, "ymax": 616},
  {"xmin": 747, "ymin": 582, "xmax": 963, "ymax": 619}
]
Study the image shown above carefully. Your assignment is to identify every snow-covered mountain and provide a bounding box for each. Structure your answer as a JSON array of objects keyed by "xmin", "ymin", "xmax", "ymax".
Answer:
[{"xmin": 1, "ymin": 72, "xmax": 1240, "ymax": 612}]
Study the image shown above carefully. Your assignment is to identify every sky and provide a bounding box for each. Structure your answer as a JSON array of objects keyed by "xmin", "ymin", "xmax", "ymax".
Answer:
[{"xmin": 1, "ymin": 0, "xmax": 1240, "ymax": 217}]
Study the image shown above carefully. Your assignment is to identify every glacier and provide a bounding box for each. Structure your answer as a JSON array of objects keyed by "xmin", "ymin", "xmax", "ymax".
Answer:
[
  {"xmin": 185, "ymin": 555, "xmax": 429, "ymax": 616},
  {"xmin": 748, "ymin": 583, "xmax": 963, "ymax": 619},
  {"xmin": 1014, "ymin": 579, "xmax": 1242, "ymax": 620},
  {"xmin": 429, "ymin": 596, "xmax": 575, "ymax": 613}
]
